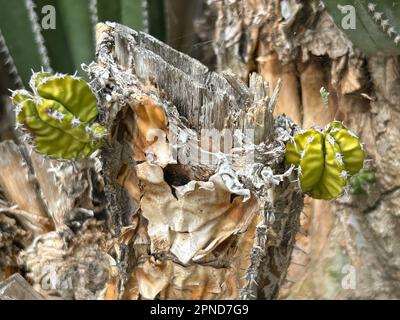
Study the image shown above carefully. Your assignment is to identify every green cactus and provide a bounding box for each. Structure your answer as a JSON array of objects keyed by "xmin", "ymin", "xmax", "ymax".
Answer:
[
  {"xmin": 285, "ymin": 121, "xmax": 365, "ymax": 200},
  {"xmin": 10, "ymin": 71, "xmax": 106, "ymax": 160},
  {"xmin": 323, "ymin": 0, "xmax": 400, "ymax": 55},
  {"xmin": 0, "ymin": 0, "xmax": 166, "ymax": 88},
  {"xmin": 349, "ymin": 167, "xmax": 377, "ymax": 195}
]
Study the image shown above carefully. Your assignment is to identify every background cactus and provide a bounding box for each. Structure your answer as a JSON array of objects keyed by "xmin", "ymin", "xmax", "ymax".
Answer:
[
  {"xmin": 285, "ymin": 121, "xmax": 365, "ymax": 200},
  {"xmin": 323, "ymin": 0, "xmax": 400, "ymax": 55},
  {"xmin": 0, "ymin": 0, "xmax": 166, "ymax": 88},
  {"xmin": 11, "ymin": 71, "xmax": 106, "ymax": 159},
  {"xmin": 349, "ymin": 167, "xmax": 377, "ymax": 195}
]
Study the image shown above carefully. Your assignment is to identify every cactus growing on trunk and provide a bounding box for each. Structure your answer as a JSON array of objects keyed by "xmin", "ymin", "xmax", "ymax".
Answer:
[
  {"xmin": 10, "ymin": 71, "xmax": 106, "ymax": 159},
  {"xmin": 285, "ymin": 121, "xmax": 365, "ymax": 200}
]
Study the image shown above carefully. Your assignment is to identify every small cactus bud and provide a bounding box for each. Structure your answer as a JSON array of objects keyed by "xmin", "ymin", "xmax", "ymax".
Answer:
[
  {"xmin": 285, "ymin": 121, "xmax": 365, "ymax": 200},
  {"xmin": 10, "ymin": 71, "xmax": 107, "ymax": 160}
]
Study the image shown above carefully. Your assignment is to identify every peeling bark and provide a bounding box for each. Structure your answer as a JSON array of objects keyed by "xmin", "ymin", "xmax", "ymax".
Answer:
[{"xmin": 204, "ymin": 0, "xmax": 400, "ymax": 299}]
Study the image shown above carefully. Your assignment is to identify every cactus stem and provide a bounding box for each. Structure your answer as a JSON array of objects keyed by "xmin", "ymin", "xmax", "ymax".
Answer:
[
  {"xmin": 365, "ymin": 5, "xmax": 400, "ymax": 46},
  {"xmin": 24, "ymin": 0, "xmax": 52, "ymax": 72},
  {"xmin": 89, "ymin": 0, "xmax": 98, "ymax": 44},
  {"xmin": 286, "ymin": 121, "xmax": 365, "ymax": 200},
  {"xmin": 0, "ymin": 30, "xmax": 23, "ymax": 88},
  {"xmin": 142, "ymin": 0, "xmax": 149, "ymax": 34}
]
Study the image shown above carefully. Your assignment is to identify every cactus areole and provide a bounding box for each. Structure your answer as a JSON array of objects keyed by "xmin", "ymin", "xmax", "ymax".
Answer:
[
  {"xmin": 285, "ymin": 121, "xmax": 365, "ymax": 200},
  {"xmin": 10, "ymin": 72, "xmax": 107, "ymax": 160}
]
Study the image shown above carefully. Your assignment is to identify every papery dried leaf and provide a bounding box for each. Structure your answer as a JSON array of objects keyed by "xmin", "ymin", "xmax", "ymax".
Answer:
[
  {"xmin": 134, "ymin": 257, "xmax": 239, "ymax": 300},
  {"xmin": 135, "ymin": 162, "xmax": 258, "ymax": 264}
]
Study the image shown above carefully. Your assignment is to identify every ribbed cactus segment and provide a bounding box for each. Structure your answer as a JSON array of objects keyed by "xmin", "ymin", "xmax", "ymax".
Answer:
[
  {"xmin": 11, "ymin": 72, "xmax": 106, "ymax": 160},
  {"xmin": 285, "ymin": 121, "xmax": 365, "ymax": 200},
  {"xmin": 323, "ymin": 1, "xmax": 400, "ymax": 55}
]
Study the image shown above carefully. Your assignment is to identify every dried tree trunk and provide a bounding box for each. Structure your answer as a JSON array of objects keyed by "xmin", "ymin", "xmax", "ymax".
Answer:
[
  {"xmin": 0, "ymin": 21, "xmax": 304, "ymax": 300},
  {"xmin": 203, "ymin": 0, "xmax": 400, "ymax": 299}
]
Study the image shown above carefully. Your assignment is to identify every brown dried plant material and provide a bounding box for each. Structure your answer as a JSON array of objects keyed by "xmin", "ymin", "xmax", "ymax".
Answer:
[
  {"xmin": 19, "ymin": 221, "xmax": 116, "ymax": 300},
  {"xmin": 130, "ymin": 96, "xmax": 170, "ymax": 167},
  {"xmin": 0, "ymin": 213, "xmax": 30, "ymax": 279},
  {"xmin": 85, "ymin": 22, "xmax": 303, "ymax": 300},
  {"xmin": 134, "ymin": 257, "xmax": 239, "ymax": 300},
  {"xmin": 0, "ymin": 273, "xmax": 45, "ymax": 300},
  {"xmin": 257, "ymin": 50, "xmax": 302, "ymax": 125},
  {"xmin": 117, "ymin": 163, "xmax": 141, "ymax": 204},
  {"xmin": 135, "ymin": 162, "xmax": 258, "ymax": 264},
  {"xmin": 0, "ymin": 141, "xmax": 51, "ymax": 234}
]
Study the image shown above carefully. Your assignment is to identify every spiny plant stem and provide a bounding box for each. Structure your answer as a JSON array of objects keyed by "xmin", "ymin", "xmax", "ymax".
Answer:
[
  {"xmin": 24, "ymin": 0, "xmax": 52, "ymax": 72},
  {"xmin": 0, "ymin": 30, "xmax": 23, "ymax": 88}
]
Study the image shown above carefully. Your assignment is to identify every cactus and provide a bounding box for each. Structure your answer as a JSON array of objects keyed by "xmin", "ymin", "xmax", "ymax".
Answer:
[
  {"xmin": 10, "ymin": 71, "xmax": 106, "ymax": 160},
  {"xmin": 0, "ymin": 0, "xmax": 166, "ymax": 88},
  {"xmin": 349, "ymin": 167, "xmax": 377, "ymax": 195},
  {"xmin": 285, "ymin": 121, "xmax": 365, "ymax": 200},
  {"xmin": 323, "ymin": 0, "xmax": 400, "ymax": 55}
]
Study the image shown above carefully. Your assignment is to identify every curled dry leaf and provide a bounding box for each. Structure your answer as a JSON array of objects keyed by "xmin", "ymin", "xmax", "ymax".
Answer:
[
  {"xmin": 135, "ymin": 162, "xmax": 258, "ymax": 264},
  {"xmin": 133, "ymin": 257, "xmax": 239, "ymax": 300}
]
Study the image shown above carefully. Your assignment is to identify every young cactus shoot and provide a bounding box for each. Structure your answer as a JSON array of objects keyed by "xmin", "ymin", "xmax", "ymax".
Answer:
[
  {"xmin": 10, "ymin": 71, "xmax": 107, "ymax": 160},
  {"xmin": 285, "ymin": 121, "xmax": 365, "ymax": 200}
]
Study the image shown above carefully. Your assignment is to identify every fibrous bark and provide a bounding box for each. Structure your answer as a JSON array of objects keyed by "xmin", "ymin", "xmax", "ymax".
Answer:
[{"xmin": 203, "ymin": 0, "xmax": 400, "ymax": 299}]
